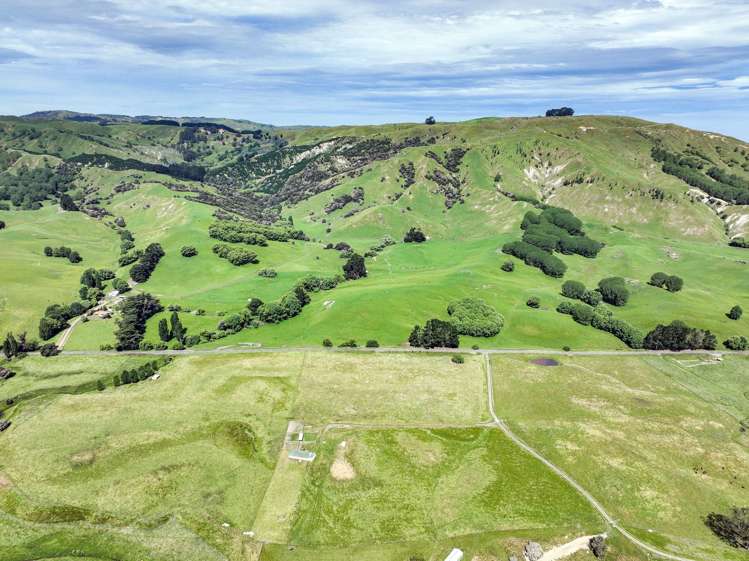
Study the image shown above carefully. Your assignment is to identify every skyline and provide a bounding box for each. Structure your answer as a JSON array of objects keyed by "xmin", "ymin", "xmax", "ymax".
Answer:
[{"xmin": 2, "ymin": 0, "xmax": 748, "ymax": 139}]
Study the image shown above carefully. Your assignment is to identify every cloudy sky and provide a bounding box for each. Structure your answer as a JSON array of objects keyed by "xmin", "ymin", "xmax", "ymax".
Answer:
[{"xmin": 1, "ymin": 0, "xmax": 748, "ymax": 137}]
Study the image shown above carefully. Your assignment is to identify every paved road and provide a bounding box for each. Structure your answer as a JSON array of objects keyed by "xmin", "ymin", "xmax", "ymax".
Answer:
[
  {"xmin": 59, "ymin": 345, "xmax": 748, "ymax": 357},
  {"xmin": 482, "ymin": 353, "xmax": 697, "ymax": 561}
]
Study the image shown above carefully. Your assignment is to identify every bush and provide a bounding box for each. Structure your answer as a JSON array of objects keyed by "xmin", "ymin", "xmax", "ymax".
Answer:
[
  {"xmin": 343, "ymin": 253, "xmax": 367, "ymax": 280},
  {"xmin": 111, "ymin": 278, "xmax": 130, "ymax": 293},
  {"xmin": 704, "ymin": 507, "xmax": 749, "ymax": 550},
  {"xmin": 212, "ymin": 243, "xmax": 258, "ymax": 266},
  {"xmin": 728, "ymin": 305, "xmax": 743, "ymax": 320},
  {"xmin": 502, "ymin": 240, "xmax": 567, "ymax": 277},
  {"xmin": 665, "ymin": 275, "xmax": 683, "ymax": 292},
  {"xmin": 258, "ymin": 268, "xmax": 277, "ymax": 278},
  {"xmin": 365, "ymin": 339, "xmax": 380, "ymax": 348},
  {"xmin": 501, "ymin": 261, "xmax": 514, "ymax": 272},
  {"xmin": 409, "ymin": 319, "xmax": 459, "ymax": 348},
  {"xmin": 644, "ymin": 320, "xmax": 717, "ymax": 351},
  {"xmin": 526, "ymin": 296, "xmax": 540, "ymax": 308},
  {"xmin": 322, "ymin": 338, "xmax": 333, "ymax": 347},
  {"xmin": 403, "ymin": 227, "xmax": 426, "ymax": 243},
  {"xmin": 724, "ymin": 336, "xmax": 748, "ymax": 351},
  {"xmin": 558, "ymin": 302, "xmax": 643, "ymax": 348},
  {"xmin": 446, "ymin": 298, "xmax": 504, "ymax": 337},
  {"xmin": 561, "ymin": 280, "xmax": 586, "ymax": 299},
  {"xmin": 339, "ymin": 339, "xmax": 357, "ymax": 347},
  {"xmin": 597, "ymin": 277, "xmax": 629, "ymax": 306},
  {"xmin": 589, "ymin": 536, "xmax": 607, "ymax": 559},
  {"xmin": 181, "ymin": 246, "xmax": 198, "ymax": 257},
  {"xmin": 39, "ymin": 343, "xmax": 60, "ymax": 357},
  {"xmin": 649, "ymin": 272, "xmax": 669, "ymax": 287},
  {"xmin": 451, "ymin": 354, "xmax": 464, "ymax": 364}
]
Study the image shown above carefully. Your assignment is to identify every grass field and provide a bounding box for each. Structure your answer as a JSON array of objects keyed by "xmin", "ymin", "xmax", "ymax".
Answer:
[
  {"xmin": 1, "ymin": 351, "xmax": 666, "ymax": 561},
  {"xmin": 491, "ymin": 353, "xmax": 749, "ymax": 561}
]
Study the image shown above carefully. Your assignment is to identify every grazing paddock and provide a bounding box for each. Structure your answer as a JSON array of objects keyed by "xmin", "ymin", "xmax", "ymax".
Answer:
[{"xmin": 491, "ymin": 353, "xmax": 749, "ymax": 561}]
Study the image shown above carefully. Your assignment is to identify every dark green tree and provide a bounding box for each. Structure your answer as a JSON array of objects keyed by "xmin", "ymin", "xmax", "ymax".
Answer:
[
  {"xmin": 562, "ymin": 280, "xmax": 586, "ymax": 299},
  {"xmin": 60, "ymin": 193, "xmax": 78, "ymax": 211},
  {"xmin": 597, "ymin": 277, "xmax": 629, "ymax": 306},
  {"xmin": 158, "ymin": 318, "xmax": 172, "ymax": 342},
  {"xmin": 2, "ymin": 332, "xmax": 18, "ymax": 359},
  {"xmin": 728, "ymin": 305, "xmax": 743, "ymax": 320},
  {"xmin": 343, "ymin": 253, "xmax": 367, "ymax": 280},
  {"xmin": 170, "ymin": 312, "xmax": 186, "ymax": 344},
  {"xmin": 665, "ymin": 275, "xmax": 684, "ymax": 292}
]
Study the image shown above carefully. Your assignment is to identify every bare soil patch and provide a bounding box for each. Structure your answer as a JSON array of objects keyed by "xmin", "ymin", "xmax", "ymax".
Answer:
[{"xmin": 330, "ymin": 441, "xmax": 356, "ymax": 481}]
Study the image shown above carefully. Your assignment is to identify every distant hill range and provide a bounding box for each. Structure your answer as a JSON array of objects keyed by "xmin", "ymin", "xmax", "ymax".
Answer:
[{"xmin": 17, "ymin": 110, "xmax": 275, "ymax": 132}]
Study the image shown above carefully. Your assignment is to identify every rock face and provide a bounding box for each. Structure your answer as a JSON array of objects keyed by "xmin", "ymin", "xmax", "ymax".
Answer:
[{"xmin": 523, "ymin": 542, "xmax": 544, "ymax": 561}]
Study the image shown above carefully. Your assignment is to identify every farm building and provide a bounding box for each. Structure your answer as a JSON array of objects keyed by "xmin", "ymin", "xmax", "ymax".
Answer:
[
  {"xmin": 288, "ymin": 450, "xmax": 316, "ymax": 463},
  {"xmin": 444, "ymin": 548, "xmax": 463, "ymax": 561}
]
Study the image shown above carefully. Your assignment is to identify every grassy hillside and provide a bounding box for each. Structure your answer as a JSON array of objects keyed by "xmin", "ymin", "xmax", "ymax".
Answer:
[{"xmin": 0, "ymin": 115, "xmax": 747, "ymax": 351}]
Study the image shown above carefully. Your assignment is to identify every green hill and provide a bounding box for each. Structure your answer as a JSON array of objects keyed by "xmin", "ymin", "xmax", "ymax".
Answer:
[{"xmin": 0, "ymin": 114, "xmax": 747, "ymax": 351}]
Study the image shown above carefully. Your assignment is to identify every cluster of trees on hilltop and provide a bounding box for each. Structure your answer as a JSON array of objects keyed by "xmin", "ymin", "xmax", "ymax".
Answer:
[
  {"xmin": 545, "ymin": 107, "xmax": 574, "ymax": 117},
  {"xmin": 67, "ymin": 154, "xmax": 206, "ymax": 182}
]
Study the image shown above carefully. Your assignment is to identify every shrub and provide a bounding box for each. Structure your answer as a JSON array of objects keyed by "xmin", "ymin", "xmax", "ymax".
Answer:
[
  {"xmin": 258, "ymin": 268, "xmax": 277, "ymax": 278},
  {"xmin": 451, "ymin": 354, "xmax": 465, "ymax": 364},
  {"xmin": 582, "ymin": 290, "xmax": 602, "ymax": 307},
  {"xmin": 728, "ymin": 305, "xmax": 743, "ymax": 320},
  {"xmin": 704, "ymin": 507, "xmax": 749, "ymax": 550},
  {"xmin": 501, "ymin": 261, "xmax": 514, "ymax": 272},
  {"xmin": 597, "ymin": 277, "xmax": 629, "ymax": 306},
  {"xmin": 502, "ymin": 240, "xmax": 567, "ymax": 277},
  {"xmin": 404, "ymin": 227, "xmax": 426, "ymax": 243},
  {"xmin": 322, "ymin": 338, "xmax": 333, "ymax": 347},
  {"xmin": 447, "ymin": 298, "xmax": 504, "ymax": 337},
  {"xmin": 665, "ymin": 275, "xmax": 683, "ymax": 292},
  {"xmin": 526, "ymin": 296, "xmax": 540, "ymax": 308},
  {"xmin": 409, "ymin": 319, "xmax": 459, "ymax": 348},
  {"xmin": 343, "ymin": 253, "xmax": 367, "ymax": 280},
  {"xmin": 589, "ymin": 536, "xmax": 607, "ymax": 559},
  {"xmin": 644, "ymin": 320, "xmax": 717, "ymax": 351},
  {"xmin": 365, "ymin": 339, "xmax": 380, "ymax": 348},
  {"xmin": 39, "ymin": 343, "xmax": 61, "ymax": 357},
  {"xmin": 561, "ymin": 280, "xmax": 586, "ymax": 299},
  {"xmin": 180, "ymin": 246, "xmax": 198, "ymax": 257},
  {"xmin": 563, "ymin": 345, "xmax": 571, "ymax": 351},
  {"xmin": 724, "ymin": 336, "xmax": 748, "ymax": 351},
  {"xmin": 212, "ymin": 243, "xmax": 258, "ymax": 266},
  {"xmin": 339, "ymin": 339, "xmax": 357, "ymax": 348},
  {"xmin": 111, "ymin": 278, "xmax": 130, "ymax": 293},
  {"xmin": 649, "ymin": 272, "xmax": 669, "ymax": 287}
]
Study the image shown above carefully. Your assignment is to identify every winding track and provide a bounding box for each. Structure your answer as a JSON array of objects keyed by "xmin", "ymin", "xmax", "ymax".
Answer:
[{"xmin": 482, "ymin": 353, "xmax": 697, "ymax": 561}]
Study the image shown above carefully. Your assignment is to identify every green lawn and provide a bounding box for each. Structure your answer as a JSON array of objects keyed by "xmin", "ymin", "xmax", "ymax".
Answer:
[{"xmin": 491, "ymin": 353, "xmax": 749, "ymax": 561}]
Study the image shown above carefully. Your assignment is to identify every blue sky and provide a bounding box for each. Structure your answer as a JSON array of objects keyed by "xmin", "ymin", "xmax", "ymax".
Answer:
[{"xmin": 1, "ymin": 0, "xmax": 748, "ymax": 138}]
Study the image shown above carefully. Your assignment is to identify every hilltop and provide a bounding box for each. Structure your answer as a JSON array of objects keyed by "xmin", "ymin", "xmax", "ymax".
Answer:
[{"xmin": 0, "ymin": 114, "xmax": 747, "ymax": 351}]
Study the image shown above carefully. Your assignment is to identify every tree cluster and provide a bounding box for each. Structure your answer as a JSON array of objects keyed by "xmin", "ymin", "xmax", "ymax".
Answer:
[
  {"xmin": 409, "ymin": 319, "xmax": 459, "ymax": 348},
  {"xmin": 0, "ymin": 164, "xmax": 76, "ymax": 209},
  {"xmin": 44, "ymin": 246, "xmax": 82, "ymax": 263},
  {"xmin": 724, "ymin": 336, "xmax": 748, "ymax": 351},
  {"xmin": 561, "ymin": 280, "xmax": 602, "ymax": 306},
  {"xmin": 643, "ymin": 320, "xmax": 717, "ymax": 351},
  {"xmin": 343, "ymin": 253, "xmax": 367, "ymax": 280},
  {"xmin": 213, "ymin": 243, "xmax": 259, "ymax": 266},
  {"xmin": 649, "ymin": 272, "xmax": 684, "ymax": 292},
  {"xmin": 3, "ymin": 332, "xmax": 38, "ymax": 359},
  {"xmin": 704, "ymin": 507, "xmax": 749, "ymax": 550},
  {"xmin": 447, "ymin": 298, "xmax": 504, "ymax": 337},
  {"xmin": 130, "ymin": 243, "xmax": 165, "ymax": 283},
  {"xmin": 597, "ymin": 277, "xmax": 629, "ymax": 306},
  {"xmin": 403, "ymin": 227, "xmax": 427, "ymax": 243},
  {"xmin": 180, "ymin": 246, "xmax": 198, "ymax": 257},
  {"xmin": 324, "ymin": 187, "xmax": 364, "ymax": 214},
  {"xmin": 502, "ymin": 240, "xmax": 567, "ymax": 277},
  {"xmin": 557, "ymin": 302, "xmax": 644, "ymax": 348},
  {"xmin": 67, "ymin": 153, "xmax": 207, "ymax": 182},
  {"xmin": 114, "ymin": 293, "xmax": 163, "ymax": 350},
  {"xmin": 209, "ymin": 219, "xmax": 307, "ymax": 244},
  {"xmin": 521, "ymin": 208, "xmax": 603, "ymax": 258},
  {"xmin": 545, "ymin": 107, "xmax": 574, "ymax": 117},
  {"xmin": 114, "ymin": 358, "xmax": 172, "ymax": 387},
  {"xmin": 38, "ymin": 301, "xmax": 92, "ymax": 340}
]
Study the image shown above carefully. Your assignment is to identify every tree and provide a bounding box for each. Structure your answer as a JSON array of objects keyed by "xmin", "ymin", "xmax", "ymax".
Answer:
[
  {"xmin": 158, "ymin": 318, "xmax": 172, "ymax": 342},
  {"xmin": 562, "ymin": 280, "xmax": 586, "ymax": 300},
  {"xmin": 409, "ymin": 319, "xmax": 459, "ymax": 348},
  {"xmin": 526, "ymin": 296, "xmax": 540, "ymax": 308},
  {"xmin": 343, "ymin": 253, "xmax": 367, "ymax": 280},
  {"xmin": 365, "ymin": 339, "xmax": 379, "ymax": 348},
  {"xmin": 60, "ymin": 193, "xmax": 78, "ymax": 211},
  {"xmin": 96, "ymin": 380, "xmax": 105, "ymax": 391},
  {"xmin": 649, "ymin": 272, "xmax": 669, "ymax": 287},
  {"xmin": 447, "ymin": 298, "xmax": 504, "ymax": 337},
  {"xmin": 39, "ymin": 343, "xmax": 61, "ymax": 356},
  {"xmin": 170, "ymin": 312, "xmax": 186, "ymax": 344},
  {"xmin": 589, "ymin": 536, "xmax": 607, "ymax": 559},
  {"xmin": 597, "ymin": 277, "xmax": 629, "ymax": 306},
  {"xmin": 704, "ymin": 507, "xmax": 749, "ymax": 550},
  {"xmin": 44, "ymin": 246, "xmax": 53, "ymax": 256},
  {"xmin": 2, "ymin": 333, "xmax": 18, "ymax": 359},
  {"xmin": 425, "ymin": 116, "xmax": 436, "ymax": 125},
  {"xmin": 545, "ymin": 107, "xmax": 574, "ymax": 117},
  {"xmin": 644, "ymin": 320, "xmax": 717, "ymax": 351},
  {"xmin": 114, "ymin": 293, "xmax": 162, "ymax": 351},
  {"xmin": 80, "ymin": 268, "xmax": 102, "ymax": 289},
  {"xmin": 322, "ymin": 338, "xmax": 333, "ymax": 347},
  {"xmin": 0, "ymin": 220, "xmax": 5, "ymax": 230},
  {"xmin": 665, "ymin": 275, "xmax": 684, "ymax": 292},
  {"xmin": 403, "ymin": 227, "xmax": 426, "ymax": 243},
  {"xmin": 724, "ymin": 336, "xmax": 748, "ymax": 351},
  {"xmin": 501, "ymin": 261, "xmax": 514, "ymax": 272},
  {"xmin": 68, "ymin": 250, "xmax": 82, "ymax": 263},
  {"xmin": 112, "ymin": 278, "xmax": 130, "ymax": 293},
  {"xmin": 728, "ymin": 305, "xmax": 743, "ymax": 320}
]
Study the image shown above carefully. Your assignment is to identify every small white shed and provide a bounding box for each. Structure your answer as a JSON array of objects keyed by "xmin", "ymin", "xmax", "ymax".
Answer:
[{"xmin": 444, "ymin": 548, "xmax": 463, "ymax": 561}]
